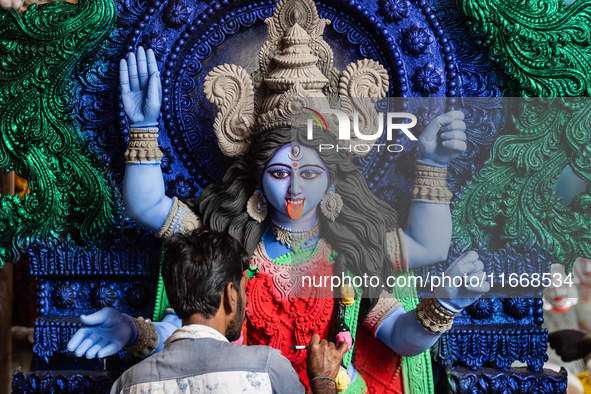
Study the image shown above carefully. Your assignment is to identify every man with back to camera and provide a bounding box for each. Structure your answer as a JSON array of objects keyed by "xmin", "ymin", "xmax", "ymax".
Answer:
[{"xmin": 109, "ymin": 228, "xmax": 347, "ymax": 394}]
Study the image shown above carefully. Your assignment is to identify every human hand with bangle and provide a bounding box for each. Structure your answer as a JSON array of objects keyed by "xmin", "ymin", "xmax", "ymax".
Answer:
[{"xmin": 306, "ymin": 334, "xmax": 348, "ymax": 394}]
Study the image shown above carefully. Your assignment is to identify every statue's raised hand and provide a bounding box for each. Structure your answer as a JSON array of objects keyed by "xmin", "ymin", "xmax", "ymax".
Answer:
[
  {"xmin": 434, "ymin": 251, "xmax": 490, "ymax": 312},
  {"xmin": 120, "ymin": 46, "xmax": 162, "ymax": 128},
  {"xmin": 417, "ymin": 110, "xmax": 466, "ymax": 167},
  {"xmin": 67, "ymin": 307, "xmax": 136, "ymax": 359}
]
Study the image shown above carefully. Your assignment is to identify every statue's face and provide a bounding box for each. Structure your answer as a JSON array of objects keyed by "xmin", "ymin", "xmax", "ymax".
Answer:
[
  {"xmin": 262, "ymin": 143, "xmax": 328, "ymax": 222},
  {"xmin": 575, "ymin": 257, "xmax": 591, "ymax": 284}
]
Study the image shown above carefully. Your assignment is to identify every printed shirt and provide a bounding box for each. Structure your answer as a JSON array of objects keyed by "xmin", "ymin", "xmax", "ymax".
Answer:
[{"xmin": 110, "ymin": 324, "xmax": 305, "ymax": 394}]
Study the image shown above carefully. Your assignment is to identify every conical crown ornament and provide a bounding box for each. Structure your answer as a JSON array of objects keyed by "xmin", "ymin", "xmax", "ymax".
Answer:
[{"xmin": 203, "ymin": 0, "xmax": 389, "ymax": 157}]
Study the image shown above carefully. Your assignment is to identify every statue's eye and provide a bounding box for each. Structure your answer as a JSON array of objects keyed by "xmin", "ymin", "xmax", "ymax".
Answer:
[
  {"xmin": 301, "ymin": 170, "xmax": 320, "ymax": 179},
  {"xmin": 269, "ymin": 170, "xmax": 290, "ymax": 179}
]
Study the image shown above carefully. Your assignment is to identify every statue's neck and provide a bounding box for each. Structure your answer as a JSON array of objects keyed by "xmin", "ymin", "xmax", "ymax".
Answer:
[{"xmin": 261, "ymin": 226, "xmax": 321, "ymax": 260}]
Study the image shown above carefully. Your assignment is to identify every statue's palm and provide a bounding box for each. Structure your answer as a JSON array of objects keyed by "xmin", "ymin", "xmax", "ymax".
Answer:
[
  {"xmin": 120, "ymin": 46, "xmax": 162, "ymax": 127},
  {"xmin": 67, "ymin": 307, "xmax": 135, "ymax": 359},
  {"xmin": 122, "ymin": 89, "xmax": 161, "ymax": 126}
]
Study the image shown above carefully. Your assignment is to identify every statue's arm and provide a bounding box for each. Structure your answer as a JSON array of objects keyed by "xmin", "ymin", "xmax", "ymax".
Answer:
[
  {"xmin": 403, "ymin": 198, "xmax": 451, "ymax": 269},
  {"xmin": 361, "ymin": 292, "xmax": 438, "ymax": 356},
  {"xmin": 117, "ymin": 46, "xmax": 176, "ymax": 233},
  {"xmin": 123, "ymin": 155, "xmax": 202, "ymax": 237},
  {"xmin": 400, "ymin": 111, "xmax": 468, "ymax": 269},
  {"xmin": 120, "ymin": 47, "xmax": 201, "ymax": 236},
  {"xmin": 375, "ymin": 307, "xmax": 440, "ymax": 356},
  {"xmin": 123, "ymin": 163, "xmax": 173, "ymax": 232},
  {"xmin": 371, "ymin": 252, "xmax": 489, "ymax": 355},
  {"xmin": 67, "ymin": 47, "xmax": 200, "ymax": 360},
  {"xmin": 385, "ymin": 198, "xmax": 452, "ymax": 271}
]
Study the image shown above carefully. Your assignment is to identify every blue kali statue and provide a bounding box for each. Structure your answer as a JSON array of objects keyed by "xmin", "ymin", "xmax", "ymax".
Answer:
[{"xmin": 67, "ymin": 0, "xmax": 490, "ymax": 391}]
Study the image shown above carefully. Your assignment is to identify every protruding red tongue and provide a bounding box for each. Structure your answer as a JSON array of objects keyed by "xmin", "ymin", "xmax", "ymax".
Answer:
[{"xmin": 287, "ymin": 200, "xmax": 304, "ymax": 220}]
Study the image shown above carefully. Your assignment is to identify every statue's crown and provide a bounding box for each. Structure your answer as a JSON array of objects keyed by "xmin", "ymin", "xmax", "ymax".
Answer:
[{"xmin": 203, "ymin": 0, "xmax": 389, "ymax": 157}]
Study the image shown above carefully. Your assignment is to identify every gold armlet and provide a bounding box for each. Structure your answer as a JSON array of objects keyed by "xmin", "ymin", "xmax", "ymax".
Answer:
[
  {"xmin": 124, "ymin": 127, "xmax": 164, "ymax": 163},
  {"xmin": 416, "ymin": 297, "xmax": 458, "ymax": 334},
  {"xmin": 157, "ymin": 198, "xmax": 203, "ymax": 238},
  {"xmin": 411, "ymin": 164, "xmax": 453, "ymax": 204},
  {"xmin": 125, "ymin": 317, "xmax": 159, "ymax": 357}
]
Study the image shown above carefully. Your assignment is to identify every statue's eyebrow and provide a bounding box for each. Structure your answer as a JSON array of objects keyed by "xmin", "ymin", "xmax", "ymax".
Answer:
[
  {"xmin": 265, "ymin": 162, "xmax": 290, "ymax": 169},
  {"xmin": 298, "ymin": 164, "xmax": 325, "ymax": 170}
]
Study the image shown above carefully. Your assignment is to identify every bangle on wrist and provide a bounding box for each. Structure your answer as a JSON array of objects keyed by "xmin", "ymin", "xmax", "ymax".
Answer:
[
  {"xmin": 125, "ymin": 317, "xmax": 159, "ymax": 357},
  {"xmin": 309, "ymin": 375, "xmax": 337, "ymax": 387},
  {"xmin": 124, "ymin": 127, "xmax": 164, "ymax": 163},
  {"xmin": 411, "ymin": 164, "xmax": 453, "ymax": 204},
  {"xmin": 416, "ymin": 297, "xmax": 458, "ymax": 334}
]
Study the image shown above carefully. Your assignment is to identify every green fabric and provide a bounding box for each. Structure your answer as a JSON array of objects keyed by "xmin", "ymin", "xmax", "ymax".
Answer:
[
  {"xmin": 392, "ymin": 270, "xmax": 434, "ymax": 394},
  {"xmin": 153, "ymin": 272, "xmax": 170, "ymax": 322},
  {"xmin": 270, "ymin": 241, "xmax": 337, "ymax": 265},
  {"xmin": 343, "ymin": 270, "xmax": 362, "ymax": 368},
  {"xmin": 343, "ymin": 372, "xmax": 367, "ymax": 394}
]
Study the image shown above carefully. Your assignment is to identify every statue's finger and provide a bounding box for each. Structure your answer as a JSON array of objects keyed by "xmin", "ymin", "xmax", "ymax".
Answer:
[
  {"xmin": 458, "ymin": 259, "xmax": 484, "ymax": 276},
  {"xmin": 444, "ymin": 110, "xmax": 464, "ymax": 120},
  {"xmin": 75, "ymin": 333, "xmax": 100, "ymax": 357},
  {"xmin": 120, "ymin": 59, "xmax": 131, "ymax": 95},
  {"xmin": 440, "ymin": 120, "xmax": 466, "ymax": 132},
  {"xmin": 67, "ymin": 327, "xmax": 92, "ymax": 352},
  {"xmin": 465, "ymin": 272, "xmax": 489, "ymax": 292},
  {"xmin": 447, "ymin": 251, "xmax": 479, "ymax": 274},
  {"xmin": 128, "ymin": 52, "xmax": 140, "ymax": 91},
  {"xmin": 421, "ymin": 114, "xmax": 448, "ymax": 142},
  {"xmin": 441, "ymin": 140, "xmax": 467, "ymax": 153},
  {"xmin": 137, "ymin": 46, "xmax": 149, "ymax": 91},
  {"xmin": 440, "ymin": 130, "xmax": 466, "ymax": 141},
  {"xmin": 80, "ymin": 308, "xmax": 112, "ymax": 326},
  {"xmin": 147, "ymin": 72, "xmax": 162, "ymax": 112},
  {"xmin": 147, "ymin": 49, "xmax": 158, "ymax": 76},
  {"xmin": 85, "ymin": 339, "xmax": 109, "ymax": 359},
  {"xmin": 97, "ymin": 343, "xmax": 121, "ymax": 358},
  {"xmin": 422, "ymin": 111, "xmax": 463, "ymax": 141}
]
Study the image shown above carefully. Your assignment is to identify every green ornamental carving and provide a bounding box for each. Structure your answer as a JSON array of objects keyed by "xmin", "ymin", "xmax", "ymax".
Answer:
[
  {"xmin": 455, "ymin": 0, "xmax": 591, "ymax": 268},
  {"xmin": 459, "ymin": 0, "xmax": 591, "ymax": 97},
  {"xmin": 0, "ymin": 0, "xmax": 119, "ymax": 266}
]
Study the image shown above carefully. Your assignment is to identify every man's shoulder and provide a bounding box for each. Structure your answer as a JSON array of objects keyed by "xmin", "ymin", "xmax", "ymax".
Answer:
[{"xmin": 113, "ymin": 338, "xmax": 281, "ymax": 391}]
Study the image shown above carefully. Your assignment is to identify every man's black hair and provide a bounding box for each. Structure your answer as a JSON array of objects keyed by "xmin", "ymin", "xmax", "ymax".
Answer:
[{"xmin": 161, "ymin": 227, "xmax": 250, "ymax": 320}]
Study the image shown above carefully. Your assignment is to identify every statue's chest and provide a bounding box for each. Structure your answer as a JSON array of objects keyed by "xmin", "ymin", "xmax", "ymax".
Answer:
[{"xmin": 245, "ymin": 243, "xmax": 336, "ymax": 381}]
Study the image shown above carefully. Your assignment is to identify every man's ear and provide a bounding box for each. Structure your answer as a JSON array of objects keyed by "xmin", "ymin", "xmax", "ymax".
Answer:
[{"xmin": 222, "ymin": 282, "xmax": 237, "ymax": 313}]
